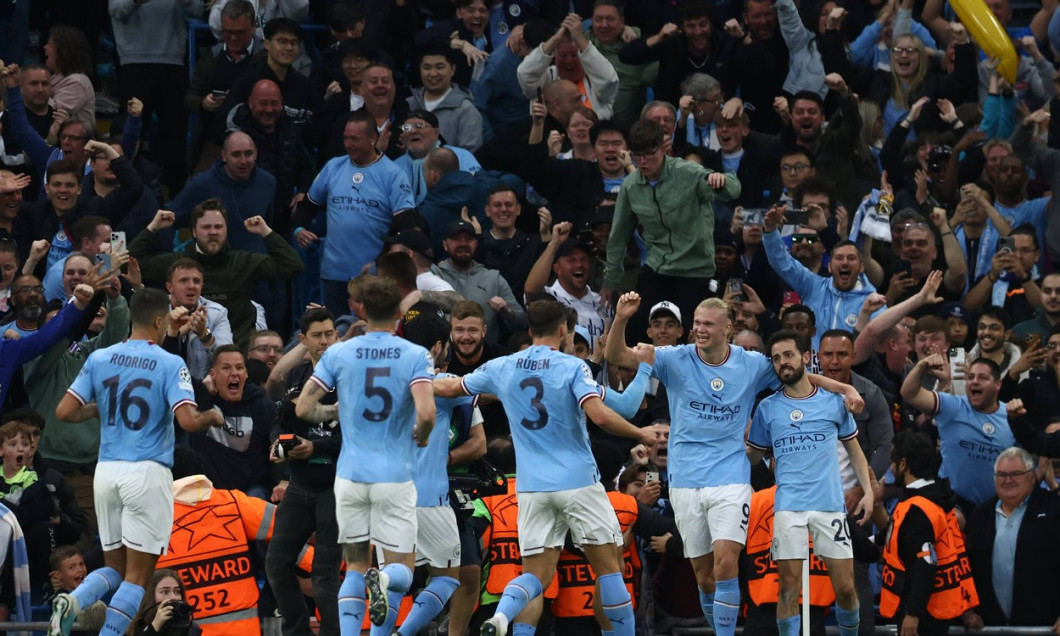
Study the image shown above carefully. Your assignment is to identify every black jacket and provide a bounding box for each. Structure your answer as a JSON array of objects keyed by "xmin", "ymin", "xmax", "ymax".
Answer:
[
  {"xmin": 619, "ymin": 29, "xmax": 738, "ymax": 105},
  {"xmin": 967, "ymin": 487, "xmax": 1060, "ymax": 626}
]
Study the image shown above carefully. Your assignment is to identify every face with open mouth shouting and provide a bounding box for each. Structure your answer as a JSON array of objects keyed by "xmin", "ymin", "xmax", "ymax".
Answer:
[
  {"xmin": 457, "ymin": 0, "xmax": 489, "ymax": 38},
  {"xmin": 827, "ymin": 244, "xmax": 863, "ymax": 291},
  {"xmin": 891, "ymin": 35, "xmax": 922, "ymax": 80},
  {"xmin": 553, "ymin": 247, "xmax": 593, "ymax": 295},
  {"xmin": 0, "ymin": 432, "xmax": 30, "ymax": 476},
  {"xmin": 964, "ymin": 361, "xmax": 1000, "ymax": 411},
  {"xmin": 211, "ymin": 351, "xmax": 248, "ymax": 402}
]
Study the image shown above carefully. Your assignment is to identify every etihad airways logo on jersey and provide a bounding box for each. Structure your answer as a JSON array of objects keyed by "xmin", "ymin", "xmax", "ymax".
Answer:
[
  {"xmin": 330, "ymin": 194, "xmax": 384, "ymax": 209},
  {"xmin": 775, "ymin": 432, "xmax": 827, "ymax": 453},
  {"xmin": 689, "ymin": 401, "xmax": 741, "ymax": 415}
]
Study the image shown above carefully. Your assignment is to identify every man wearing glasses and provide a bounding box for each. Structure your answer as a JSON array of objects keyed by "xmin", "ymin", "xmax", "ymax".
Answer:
[
  {"xmin": 901, "ymin": 354, "xmax": 1016, "ymax": 511},
  {"xmin": 966, "ymin": 444, "xmax": 1060, "ymax": 631},
  {"xmin": 393, "ymin": 109, "xmax": 481, "ymax": 204},
  {"xmin": 603, "ymin": 118, "xmax": 740, "ymax": 338}
]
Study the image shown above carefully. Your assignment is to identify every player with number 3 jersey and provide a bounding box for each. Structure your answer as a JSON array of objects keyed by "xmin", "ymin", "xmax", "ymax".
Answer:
[{"xmin": 436, "ymin": 300, "xmax": 660, "ymax": 636}]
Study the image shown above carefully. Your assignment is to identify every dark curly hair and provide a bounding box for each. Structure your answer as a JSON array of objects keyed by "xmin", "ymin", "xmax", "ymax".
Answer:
[{"xmin": 47, "ymin": 25, "xmax": 93, "ymax": 76}]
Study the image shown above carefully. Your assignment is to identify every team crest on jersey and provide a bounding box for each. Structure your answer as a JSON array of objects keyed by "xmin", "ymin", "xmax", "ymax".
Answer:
[
  {"xmin": 982, "ymin": 422, "xmax": 996, "ymax": 436},
  {"xmin": 790, "ymin": 409, "xmax": 804, "ymax": 422},
  {"xmin": 845, "ymin": 313, "xmax": 857, "ymax": 327},
  {"xmin": 352, "ymin": 172, "xmax": 364, "ymax": 184},
  {"xmin": 509, "ymin": 3, "xmax": 521, "ymax": 16},
  {"xmin": 710, "ymin": 378, "xmax": 724, "ymax": 391},
  {"xmin": 497, "ymin": 21, "xmax": 508, "ymax": 34}
]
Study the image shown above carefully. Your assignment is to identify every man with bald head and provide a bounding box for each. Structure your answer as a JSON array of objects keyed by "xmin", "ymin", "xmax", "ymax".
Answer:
[
  {"xmin": 227, "ymin": 79, "xmax": 313, "ymax": 235},
  {"xmin": 169, "ymin": 131, "xmax": 278, "ymax": 254}
]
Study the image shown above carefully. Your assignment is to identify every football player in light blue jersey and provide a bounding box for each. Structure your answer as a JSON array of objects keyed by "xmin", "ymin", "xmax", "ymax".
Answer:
[
  {"xmin": 51, "ymin": 288, "xmax": 224, "ymax": 636},
  {"xmin": 371, "ymin": 308, "xmax": 471, "ymax": 636},
  {"xmin": 606, "ymin": 292, "xmax": 865, "ymax": 636},
  {"xmin": 746, "ymin": 330, "xmax": 874, "ymax": 636},
  {"xmin": 436, "ymin": 300, "xmax": 660, "ymax": 636},
  {"xmin": 901, "ymin": 354, "xmax": 1017, "ymax": 507},
  {"xmin": 295, "ymin": 275, "xmax": 435, "ymax": 636}
]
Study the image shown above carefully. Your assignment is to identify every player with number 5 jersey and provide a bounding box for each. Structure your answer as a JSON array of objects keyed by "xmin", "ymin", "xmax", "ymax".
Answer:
[
  {"xmin": 51, "ymin": 289, "xmax": 224, "ymax": 636},
  {"xmin": 295, "ymin": 276, "xmax": 436, "ymax": 636}
]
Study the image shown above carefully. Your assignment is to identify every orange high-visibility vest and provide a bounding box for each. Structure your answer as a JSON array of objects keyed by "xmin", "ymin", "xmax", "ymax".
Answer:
[
  {"xmin": 880, "ymin": 495, "xmax": 978, "ymax": 620},
  {"xmin": 159, "ymin": 486, "xmax": 313, "ymax": 635},
  {"xmin": 745, "ymin": 486, "xmax": 836, "ymax": 608},
  {"xmin": 479, "ymin": 479, "xmax": 558, "ymax": 601},
  {"xmin": 552, "ymin": 491, "xmax": 640, "ymax": 618}
]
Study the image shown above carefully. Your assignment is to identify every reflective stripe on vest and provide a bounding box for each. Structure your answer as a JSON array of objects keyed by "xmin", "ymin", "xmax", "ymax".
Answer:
[
  {"xmin": 551, "ymin": 491, "xmax": 640, "ymax": 618},
  {"xmin": 745, "ymin": 486, "xmax": 837, "ymax": 607},
  {"xmin": 880, "ymin": 495, "xmax": 979, "ymax": 620}
]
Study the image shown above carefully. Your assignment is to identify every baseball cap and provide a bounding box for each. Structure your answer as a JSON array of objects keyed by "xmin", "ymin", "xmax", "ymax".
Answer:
[
  {"xmin": 649, "ymin": 301, "xmax": 682, "ymax": 324},
  {"xmin": 384, "ymin": 230, "xmax": 434, "ymax": 261},
  {"xmin": 445, "ymin": 220, "xmax": 478, "ymax": 239},
  {"xmin": 573, "ymin": 324, "xmax": 592, "ymax": 352},
  {"xmin": 403, "ymin": 109, "xmax": 439, "ymax": 129},
  {"xmin": 937, "ymin": 302, "xmax": 971, "ymax": 325},
  {"xmin": 554, "ymin": 238, "xmax": 594, "ymax": 260}
]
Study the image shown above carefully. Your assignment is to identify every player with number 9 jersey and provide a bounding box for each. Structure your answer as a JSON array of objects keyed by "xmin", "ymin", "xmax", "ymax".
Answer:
[
  {"xmin": 461, "ymin": 346, "xmax": 602, "ymax": 493},
  {"xmin": 67, "ymin": 339, "xmax": 196, "ymax": 467},
  {"xmin": 309, "ymin": 331, "xmax": 435, "ymax": 484}
]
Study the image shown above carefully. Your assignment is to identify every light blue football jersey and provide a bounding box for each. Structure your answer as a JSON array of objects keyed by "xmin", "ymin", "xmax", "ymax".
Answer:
[
  {"xmin": 311, "ymin": 331, "xmax": 435, "ymax": 483},
  {"xmin": 934, "ymin": 392, "xmax": 1016, "ymax": 506},
  {"xmin": 67, "ymin": 340, "xmax": 195, "ymax": 467},
  {"xmin": 654, "ymin": 344, "xmax": 780, "ymax": 488},
  {"xmin": 461, "ymin": 345, "xmax": 602, "ymax": 492},
  {"xmin": 748, "ymin": 387, "xmax": 857, "ymax": 512}
]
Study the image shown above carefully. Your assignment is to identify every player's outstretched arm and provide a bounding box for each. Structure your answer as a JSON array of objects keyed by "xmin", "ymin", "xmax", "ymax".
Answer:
[
  {"xmin": 174, "ymin": 403, "xmax": 224, "ymax": 433},
  {"xmin": 295, "ymin": 379, "xmax": 338, "ymax": 422},
  {"xmin": 55, "ymin": 393, "xmax": 98, "ymax": 423},
  {"xmin": 433, "ymin": 376, "xmax": 468, "ymax": 398},
  {"xmin": 584, "ymin": 396, "xmax": 659, "ymax": 445},
  {"xmin": 807, "ymin": 373, "xmax": 864, "ymax": 414},
  {"xmin": 412, "ymin": 381, "xmax": 436, "ymax": 447},
  {"xmin": 842, "ymin": 437, "xmax": 875, "ymax": 525},
  {"xmin": 604, "ymin": 292, "xmax": 645, "ymax": 369}
]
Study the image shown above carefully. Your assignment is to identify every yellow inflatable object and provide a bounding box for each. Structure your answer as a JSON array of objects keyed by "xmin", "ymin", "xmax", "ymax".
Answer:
[{"xmin": 949, "ymin": 0, "xmax": 1018, "ymax": 83}]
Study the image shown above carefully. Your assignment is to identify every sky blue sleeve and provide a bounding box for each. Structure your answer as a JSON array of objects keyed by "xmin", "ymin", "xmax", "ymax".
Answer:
[
  {"xmin": 461, "ymin": 358, "xmax": 499, "ymax": 397},
  {"xmin": 602, "ymin": 362, "xmax": 651, "ymax": 419},
  {"xmin": 310, "ymin": 346, "xmax": 338, "ymax": 390},
  {"xmin": 747, "ymin": 403, "xmax": 771, "ymax": 450}
]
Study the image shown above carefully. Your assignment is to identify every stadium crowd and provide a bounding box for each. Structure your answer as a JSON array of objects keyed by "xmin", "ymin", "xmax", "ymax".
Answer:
[{"xmin": 1, "ymin": 0, "xmax": 1060, "ymax": 634}]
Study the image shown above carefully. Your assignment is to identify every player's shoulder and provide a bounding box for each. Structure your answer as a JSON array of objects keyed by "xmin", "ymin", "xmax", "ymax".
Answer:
[{"xmin": 654, "ymin": 343, "xmax": 693, "ymax": 363}]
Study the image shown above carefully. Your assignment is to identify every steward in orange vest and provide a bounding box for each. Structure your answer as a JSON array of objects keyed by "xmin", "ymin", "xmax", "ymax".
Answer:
[
  {"xmin": 550, "ymin": 489, "xmax": 680, "ymax": 636},
  {"xmin": 468, "ymin": 476, "xmax": 559, "ymax": 633},
  {"xmin": 158, "ymin": 474, "xmax": 313, "ymax": 636},
  {"xmin": 742, "ymin": 485, "xmax": 834, "ymax": 636},
  {"xmin": 879, "ymin": 432, "xmax": 978, "ymax": 636}
]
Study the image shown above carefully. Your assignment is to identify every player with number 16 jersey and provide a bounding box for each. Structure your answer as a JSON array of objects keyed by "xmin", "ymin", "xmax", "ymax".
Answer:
[{"xmin": 67, "ymin": 340, "xmax": 195, "ymax": 466}]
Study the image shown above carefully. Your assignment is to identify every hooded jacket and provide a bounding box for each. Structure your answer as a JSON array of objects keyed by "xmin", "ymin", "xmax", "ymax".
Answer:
[
  {"xmin": 407, "ymin": 85, "xmax": 484, "ymax": 152},
  {"xmin": 436, "ymin": 259, "xmax": 526, "ymax": 342},
  {"xmin": 190, "ymin": 382, "xmax": 274, "ymax": 494}
]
